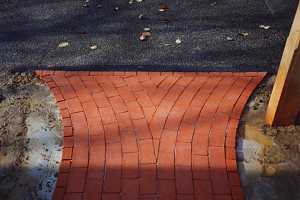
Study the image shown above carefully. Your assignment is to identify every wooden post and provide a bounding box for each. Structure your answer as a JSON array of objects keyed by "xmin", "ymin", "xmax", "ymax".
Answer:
[{"xmin": 266, "ymin": 3, "xmax": 300, "ymax": 126}]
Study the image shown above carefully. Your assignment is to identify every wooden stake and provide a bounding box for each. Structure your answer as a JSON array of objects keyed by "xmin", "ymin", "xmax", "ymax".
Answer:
[{"xmin": 266, "ymin": 28, "xmax": 300, "ymax": 126}]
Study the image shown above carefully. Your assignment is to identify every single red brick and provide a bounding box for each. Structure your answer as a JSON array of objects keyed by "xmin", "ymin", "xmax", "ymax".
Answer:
[
  {"xmin": 60, "ymin": 109, "xmax": 70, "ymax": 118},
  {"xmin": 103, "ymin": 143, "xmax": 122, "ymax": 193},
  {"xmin": 194, "ymin": 180, "xmax": 212, "ymax": 194},
  {"xmin": 177, "ymin": 122, "xmax": 195, "ymax": 143},
  {"xmin": 62, "ymin": 147, "xmax": 73, "ymax": 160},
  {"xmin": 175, "ymin": 143, "xmax": 193, "ymax": 194},
  {"xmin": 59, "ymin": 85, "xmax": 77, "ymax": 100},
  {"xmin": 116, "ymin": 112, "xmax": 133, "ymax": 132},
  {"xmin": 67, "ymin": 167, "xmax": 87, "ymax": 193},
  {"xmin": 83, "ymin": 178, "xmax": 102, "ymax": 200},
  {"xmin": 111, "ymin": 77, "xmax": 127, "ymax": 88},
  {"xmin": 164, "ymin": 110, "xmax": 184, "ymax": 131},
  {"xmin": 82, "ymin": 79, "xmax": 103, "ymax": 93},
  {"xmin": 121, "ymin": 133, "xmax": 138, "ymax": 153},
  {"xmin": 122, "ymin": 152, "xmax": 139, "ymax": 178},
  {"xmin": 159, "ymin": 180, "xmax": 176, "ymax": 200},
  {"xmin": 143, "ymin": 106, "xmax": 156, "ymax": 122},
  {"xmin": 66, "ymin": 98, "xmax": 83, "ymax": 113},
  {"xmin": 159, "ymin": 130, "xmax": 177, "ymax": 153},
  {"xmin": 122, "ymin": 179, "xmax": 139, "ymax": 200},
  {"xmin": 92, "ymin": 92, "xmax": 110, "ymax": 108},
  {"xmin": 226, "ymin": 147, "xmax": 237, "ymax": 160},
  {"xmin": 134, "ymin": 90, "xmax": 154, "ymax": 107},
  {"xmin": 101, "ymin": 82, "xmax": 119, "ymax": 97},
  {"xmin": 209, "ymin": 132, "xmax": 226, "ymax": 147},
  {"xmin": 192, "ymin": 130, "xmax": 209, "ymax": 156},
  {"xmin": 158, "ymin": 152, "xmax": 175, "ymax": 179},
  {"xmin": 63, "ymin": 118, "xmax": 72, "ymax": 127},
  {"xmin": 104, "ymin": 123, "xmax": 120, "ymax": 143},
  {"xmin": 140, "ymin": 164, "xmax": 157, "ymax": 194},
  {"xmin": 64, "ymin": 136, "xmax": 74, "ymax": 147},
  {"xmin": 63, "ymin": 127, "xmax": 73, "ymax": 137},
  {"xmin": 60, "ymin": 160, "xmax": 71, "ymax": 173},
  {"xmin": 192, "ymin": 155, "xmax": 209, "ymax": 180},
  {"xmin": 126, "ymin": 101, "xmax": 145, "ymax": 119},
  {"xmin": 99, "ymin": 107, "xmax": 117, "ymax": 125},
  {"xmin": 71, "ymin": 146, "xmax": 88, "ymax": 168},
  {"xmin": 88, "ymin": 136, "xmax": 105, "ymax": 179},
  {"xmin": 109, "ymin": 96, "xmax": 128, "ymax": 113},
  {"xmin": 226, "ymin": 159, "xmax": 238, "ymax": 172},
  {"xmin": 139, "ymin": 139, "xmax": 156, "ymax": 164},
  {"xmin": 124, "ymin": 77, "xmax": 143, "ymax": 91},
  {"xmin": 182, "ymin": 106, "xmax": 202, "ymax": 125},
  {"xmin": 117, "ymin": 86, "xmax": 136, "ymax": 103},
  {"xmin": 133, "ymin": 118, "xmax": 152, "ymax": 139}
]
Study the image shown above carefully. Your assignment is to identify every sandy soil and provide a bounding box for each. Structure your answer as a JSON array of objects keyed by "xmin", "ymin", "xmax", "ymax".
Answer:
[
  {"xmin": 238, "ymin": 75, "xmax": 300, "ymax": 200},
  {"xmin": 0, "ymin": 70, "xmax": 62, "ymax": 200}
]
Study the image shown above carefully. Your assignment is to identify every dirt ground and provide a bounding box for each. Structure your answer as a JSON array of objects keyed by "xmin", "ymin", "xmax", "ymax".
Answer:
[
  {"xmin": 238, "ymin": 75, "xmax": 300, "ymax": 200},
  {"xmin": 0, "ymin": 70, "xmax": 62, "ymax": 200}
]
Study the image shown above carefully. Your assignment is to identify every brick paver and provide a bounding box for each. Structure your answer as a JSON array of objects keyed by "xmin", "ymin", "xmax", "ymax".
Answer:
[{"xmin": 36, "ymin": 71, "xmax": 266, "ymax": 200}]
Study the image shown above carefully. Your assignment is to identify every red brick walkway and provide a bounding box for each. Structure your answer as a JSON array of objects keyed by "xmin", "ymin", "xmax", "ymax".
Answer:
[{"xmin": 36, "ymin": 71, "xmax": 266, "ymax": 200}]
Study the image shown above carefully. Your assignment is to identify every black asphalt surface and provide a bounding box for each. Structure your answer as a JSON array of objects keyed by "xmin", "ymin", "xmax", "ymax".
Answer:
[{"xmin": 0, "ymin": 0, "xmax": 298, "ymax": 72}]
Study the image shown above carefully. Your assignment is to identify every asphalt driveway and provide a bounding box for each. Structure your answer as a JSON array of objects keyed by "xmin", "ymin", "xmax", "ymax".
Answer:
[{"xmin": 0, "ymin": 0, "xmax": 298, "ymax": 72}]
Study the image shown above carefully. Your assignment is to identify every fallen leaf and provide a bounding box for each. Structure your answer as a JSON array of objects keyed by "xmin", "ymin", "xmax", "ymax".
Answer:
[
  {"xmin": 138, "ymin": 14, "xmax": 144, "ymax": 19},
  {"xmin": 226, "ymin": 37, "xmax": 234, "ymax": 41},
  {"xmin": 175, "ymin": 38, "xmax": 182, "ymax": 44},
  {"xmin": 58, "ymin": 42, "xmax": 69, "ymax": 48},
  {"xmin": 159, "ymin": 4, "xmax": 168, "ymax": 12},
  {"xmin": 89, "ymin": 45, "xmax": 97, "ymax": 50},
  {"xmin": 114, "ymin": 6, "xmax": 120, "ymax": 11},
  {"xmin": 139, "ymin": 32, "xmax": 151, "ymax": 41},
  {"xmin": 144, "ymin": 27, "xmax": 151, "ymax": 31},
  {"xmin": 259, "ymin": 25, "xmax": 271, "ymax": 30},
  {"xmin": 239, "ymin": 32, "xmax": 249, "ymax": 37},
  {"xmin": 210, "ymin": 2, "xmax": 217, "ymax": 6}
]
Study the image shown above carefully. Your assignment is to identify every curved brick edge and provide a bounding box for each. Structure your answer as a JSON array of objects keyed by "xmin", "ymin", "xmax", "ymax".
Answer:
[{"xmin": 35, "ymin": 70, "xmax": 266, "ymax": 200}]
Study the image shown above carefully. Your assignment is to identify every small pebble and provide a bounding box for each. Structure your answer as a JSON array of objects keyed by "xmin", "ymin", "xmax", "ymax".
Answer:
[
  {"xmin": 175, "ymin": 38, "xmax": 182, "ymax": 44},
  {"xmin": 89, "ymin": 45, "xmax": 98, "ymax": 50},
  {"xmin": 58, "ymin": 42, "xmax": 69, "ymax": 48}
]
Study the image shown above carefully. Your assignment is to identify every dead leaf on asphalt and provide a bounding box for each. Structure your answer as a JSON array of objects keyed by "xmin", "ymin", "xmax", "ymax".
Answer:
[
  {"xmin": 58, "ymin": 42, "xmax": 69, "ymax": 48},
  {"xmin": 139, "ymin": 32, "xmax": 151, "ymax": 41},
  {"xmin": 159, "ymin": 4, "xmax": 168, "ymax": 12},
  {"xmin": 89, "ymin": 45, "xmax": 97, "ymax": 50},
  {"xmin": 114, "ymin": 6, "xmax": 120, "ymax": 11},
  {"xmin": 210, "ymin": 2, "xmax": 217, "ymax": 6},
  {"xmin": 226, "ymin": 37, "xmax": 234, "ymax": 41},
  {"xmin": 259, "ymin": 25, "xmax": 271, "ymax": 30},
  {"xmin": 239, "ymin": 32, "xmax": 249, "ymax": 37}
]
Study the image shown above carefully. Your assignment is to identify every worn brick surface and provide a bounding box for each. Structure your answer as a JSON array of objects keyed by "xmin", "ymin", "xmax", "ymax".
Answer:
[{"xmin": 36, "ymin": 71, "xmax": 266, "ymax": 200}]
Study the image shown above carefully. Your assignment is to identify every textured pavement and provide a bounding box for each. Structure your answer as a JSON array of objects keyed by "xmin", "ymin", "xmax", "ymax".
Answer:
[
  {"xmin": 36, "ymin": 71, "xmax": 266, "ymax": 200},
  {"xmin": 1, "ymin": 0, "xmax": 298, "ymax": 71}
]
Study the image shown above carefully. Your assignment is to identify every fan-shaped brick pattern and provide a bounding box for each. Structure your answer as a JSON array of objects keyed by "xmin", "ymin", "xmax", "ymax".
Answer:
[{"xmin": 36, "ymin": 71, "xmax": 266, "ymax": 200}]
